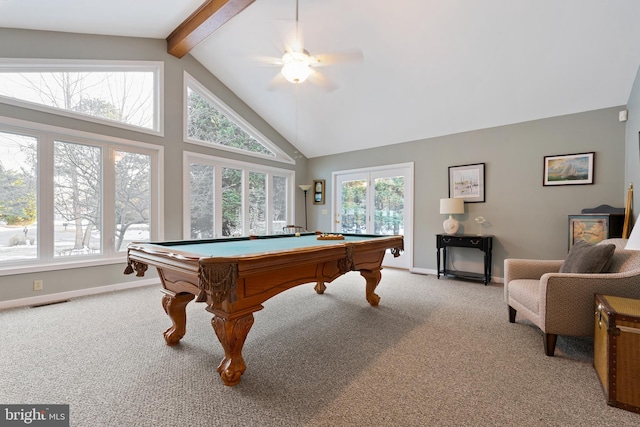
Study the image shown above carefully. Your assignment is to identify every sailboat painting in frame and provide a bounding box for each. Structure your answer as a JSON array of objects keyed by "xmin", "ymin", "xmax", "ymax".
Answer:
[{"xmin": 543, "ymin": 152, "xmax": 595, "ymax": 186}]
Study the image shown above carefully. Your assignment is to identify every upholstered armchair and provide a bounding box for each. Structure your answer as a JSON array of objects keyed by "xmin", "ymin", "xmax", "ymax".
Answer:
[{"xmin": 504, "ymin": 238, "xmax": 640, "ymax": 356}]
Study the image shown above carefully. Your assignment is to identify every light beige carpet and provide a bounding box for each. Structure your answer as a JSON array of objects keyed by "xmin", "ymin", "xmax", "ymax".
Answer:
[{"xmin": 1, "ymin": 269, "xmax": 638, "ymax": 426}]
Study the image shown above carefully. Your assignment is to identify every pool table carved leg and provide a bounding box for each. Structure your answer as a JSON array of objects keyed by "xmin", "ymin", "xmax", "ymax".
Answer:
[
  {"xmin": 161, "ymin": 292, "xmax": 195, "ymax": 346},
  {"xmin": 314, "ymin": 281, "xmax": 327, "ymax": 294},
  {"xmin": 360, "ymin": 269, "xmax": 382, "ymax": 306},
  {"xmin": 211, "ymin": 313, "xmax": 255, "ymax": 386}
]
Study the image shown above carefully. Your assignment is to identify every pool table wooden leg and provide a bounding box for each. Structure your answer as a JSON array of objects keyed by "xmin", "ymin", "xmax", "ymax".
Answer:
[
  {"xmin": 314, "ymin": 281, "xmax": 327, "ymax": 294},
  {"xmin": 211, "ymin": 313, "xmax": 255, "ymax": 386},
  {"xmin": 360, "ymin": 269, "xmax": 382, "ymax": 306},
  {"xmin": 161, "ymin": 291, "xmax": 195, "ymax": 346}
]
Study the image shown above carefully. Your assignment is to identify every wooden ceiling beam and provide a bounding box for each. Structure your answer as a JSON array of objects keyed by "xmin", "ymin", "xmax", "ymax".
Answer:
[{"xmin": 167, "ymin": 0, "xmax": 256, "ymax": 58}]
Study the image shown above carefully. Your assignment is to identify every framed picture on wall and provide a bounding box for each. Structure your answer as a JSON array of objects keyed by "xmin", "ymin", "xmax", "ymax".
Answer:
[
  {"xmin": 448, "ymin": 163, "xmax": 485, "ymax": 203},
  {"xmin": 543, "ymin": 152, "xmax": 595, "ymax": 186},
  {"xmin": 313, "ymin": 179, "xmax": 325, "ymax": 205}
]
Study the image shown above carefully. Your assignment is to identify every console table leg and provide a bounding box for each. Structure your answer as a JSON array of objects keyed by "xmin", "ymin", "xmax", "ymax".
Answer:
[{"xmin": 484, "ymin": 253, "xmax": 490, "ymax": 285}]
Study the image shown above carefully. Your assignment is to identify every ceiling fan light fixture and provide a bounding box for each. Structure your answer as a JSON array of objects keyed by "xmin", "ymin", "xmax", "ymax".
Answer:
[{"xmin": 281, "ymin": 50, "xmax": 315, "ymax": 83}]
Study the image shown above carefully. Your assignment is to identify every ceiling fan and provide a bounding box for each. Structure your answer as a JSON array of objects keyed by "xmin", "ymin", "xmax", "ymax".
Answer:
[{"xmin": 262, "ymin": 0, "xmax": 362, "ymax": 90}]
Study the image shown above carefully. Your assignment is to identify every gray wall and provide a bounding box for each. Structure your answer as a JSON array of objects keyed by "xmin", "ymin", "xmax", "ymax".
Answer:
[
  {"xmin": 0, "ymin": 29, "xmax": 308, "ymax": 302},
  {"xmin": 626, "ymin": 64, "xmax": 640, "ymax": 210},
  {"xmin": 308, "ymin": 107, "xmax": 627, "ymax": 278},
  {"xmin": 0, "ymin": 28, "xmax": 635, "ymax": 304}
]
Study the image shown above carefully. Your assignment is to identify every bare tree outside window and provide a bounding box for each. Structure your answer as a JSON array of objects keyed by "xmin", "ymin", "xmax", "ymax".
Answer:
[
  {"xmin": 272, "ymin": 175, "xmax": 288, "ymax": 232},
  {"xmin": 189, "ymin": 163, "xmax": 215, "ymax": 239},
  {"xmin": 115, "ymin": 151, "xmax": 151, "ymax": 251},
  {"xmin": 0, "ymin": 68, "xmax": 156, "ymax": 130},
  {"xmin": 249, "ymin": 172, "xmax": 266, "ymax": 235},
  {"xmin": 0, "ymin": 131, "xmax": 156, "ymax": 264},
  {"xmin": 222, "ymin": 167, "xmax": 242, "ymax": 237},
  {"xmin": 53, "ymin": 141, "xmax": 102, "ymax": 256},
  {"xmin": 0, "ymin": 64, "xmax": 158, "ymax": 265}
]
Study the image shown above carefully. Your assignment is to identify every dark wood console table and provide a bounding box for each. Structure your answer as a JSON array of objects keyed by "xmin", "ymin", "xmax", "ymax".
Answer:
[{"xmin": 436, "ymin": 234, "xmax": 493, "ymax": 285}]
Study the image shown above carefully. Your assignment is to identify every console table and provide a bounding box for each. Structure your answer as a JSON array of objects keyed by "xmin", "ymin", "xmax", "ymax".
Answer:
[{"xmin": 436, "ymin": 234, "xmax": 493, "ymax": 285}]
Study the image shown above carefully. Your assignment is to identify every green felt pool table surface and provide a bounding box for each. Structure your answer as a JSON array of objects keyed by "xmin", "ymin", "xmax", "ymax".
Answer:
[{"xmin": 151, "ymin": 233, "xmax": 385, "ymax": 258}]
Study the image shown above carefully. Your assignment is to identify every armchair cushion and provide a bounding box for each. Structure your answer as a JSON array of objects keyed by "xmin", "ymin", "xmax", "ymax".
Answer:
[{"xmin": 559, "ymin": 240, "xmax": 615, "ymax": 274}]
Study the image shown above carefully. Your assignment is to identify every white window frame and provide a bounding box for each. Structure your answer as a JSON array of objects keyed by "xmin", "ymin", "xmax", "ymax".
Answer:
[
  {"xmin": 183, "ymin": 151, "xmax": 295, "ymax": 238},
  {"xmin": 332, "ymin": 162, "xmax": 414, "ymax": 270},
  {"xmin": 183, "ymin": 72, "xmax": 294, "ymax": 164},
  {"xmin": 0, "ymin": 58, "xmax": 164, "ymax": 136},
  {"xmin": 0, "ymin": 115, "xmax": 164, "ymax": 276}
]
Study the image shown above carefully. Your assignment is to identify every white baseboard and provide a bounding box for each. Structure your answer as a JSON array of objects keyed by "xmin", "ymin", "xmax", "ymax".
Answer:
[
  {"xmin": 0, "ymin": 278, "xmax": 160, "ymax": 310},
  {"xmin": 409, "ymin": 267, "xmax": 503, "ymax": 284},
  {"xmin": 409, "ymin": 267, "xmax": 436, "ymax": 275}
]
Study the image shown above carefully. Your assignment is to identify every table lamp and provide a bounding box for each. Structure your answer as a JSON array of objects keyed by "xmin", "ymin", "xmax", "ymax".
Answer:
[{"xmin": 440, "ymin": 198, "xmax": 464, "ymax": 235}]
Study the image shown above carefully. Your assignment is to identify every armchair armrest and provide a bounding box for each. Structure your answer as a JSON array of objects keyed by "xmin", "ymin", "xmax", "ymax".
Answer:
[
  {"xmin": 504, "ymin": 259, "xmax": 563, "ymax": 282},
  {"xmin": 540, "ymin": 270, "xmax": 640, "ymax": 336}
]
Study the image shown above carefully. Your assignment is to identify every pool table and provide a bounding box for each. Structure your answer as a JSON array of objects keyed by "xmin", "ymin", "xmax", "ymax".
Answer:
[{"xmin": 124, "ymin": 232, "xmax": 404, "ymax": 386}]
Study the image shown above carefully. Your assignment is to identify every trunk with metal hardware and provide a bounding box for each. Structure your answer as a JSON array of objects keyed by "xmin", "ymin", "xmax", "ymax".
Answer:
[{"xmin": 594, "ymin": 294, "xmax": 640, "ymax": 414}]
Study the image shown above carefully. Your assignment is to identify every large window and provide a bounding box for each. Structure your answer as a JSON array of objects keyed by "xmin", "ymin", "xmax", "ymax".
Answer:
[
  {"xmin": 114, "ymin": 150, "xmax": 151, "ymax": 252},
  {"xmin": 0, "ymin": 132, "xmax": 37, "ymax": 262},
  {"xmin": 184, "ymin": 152, "xmax": 294, "ymax": 238},
  {"xmin": 0, "ymin": 117, "xmax": 161, "ymax": 273},
  {"xmin": 0, "ymin": 59, "xmax": 163, "ymax": 135},
  {"xmin": 184, "ymin": 72, "xmax": 294, "ymax": 164},
  {"xmin": 53, "ymin": 140, "xmax": 103, "ymax": 256}
]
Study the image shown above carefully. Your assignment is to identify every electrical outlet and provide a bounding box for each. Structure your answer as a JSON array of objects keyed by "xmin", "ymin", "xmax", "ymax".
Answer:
[{"xmin": 33, "ymin": 280, "xmax": 43, "ymax": 291}]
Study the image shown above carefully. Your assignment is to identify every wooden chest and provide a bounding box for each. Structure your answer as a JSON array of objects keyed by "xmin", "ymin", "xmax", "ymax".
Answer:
[{"xmin": 594, "ymin": 294, "xmax": 640, "ymax": 414}]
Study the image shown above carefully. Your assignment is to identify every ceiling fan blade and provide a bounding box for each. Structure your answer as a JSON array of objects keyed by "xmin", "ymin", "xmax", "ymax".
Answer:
[
  {"xmin": 267, "ymin": 72, "xmax": 287, "ymax": 91},
  {"xmin": 267, "ymin": 68, "xmax": 335, "ymax": 92},
  {"xmin": 249, "ymin": 54, "xmax": 284, "ymax": 66},
  {"xmin": 307, "ymin": 70, "xmax": 338, "ymax": 92},
  {"xmin": 315, "ymin": 48, "xmax": 364, "ymax": 67}
]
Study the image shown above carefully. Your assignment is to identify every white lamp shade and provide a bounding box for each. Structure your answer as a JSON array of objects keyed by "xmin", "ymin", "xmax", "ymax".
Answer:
[
  {"xmin": 626, "ymin": 222, "xmax": 640, "ymax": 250},
  {"xmin": 299, "ymin": 184, "xmax": 312, "ymax": 191},
  {"xmin": 440, "ymin": 198, "xmax": 464, "ymax": 214}
]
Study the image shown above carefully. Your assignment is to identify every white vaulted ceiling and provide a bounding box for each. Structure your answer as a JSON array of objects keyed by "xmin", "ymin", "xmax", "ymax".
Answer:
[{"xmin": 1, "ymin": 0, "xmax": 640, "ymax": 158}]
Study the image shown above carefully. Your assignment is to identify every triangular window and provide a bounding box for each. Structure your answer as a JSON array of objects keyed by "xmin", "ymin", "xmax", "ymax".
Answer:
[{"xmin": 184, "ymin": 73, "xmax": 293, "ymax": 164}]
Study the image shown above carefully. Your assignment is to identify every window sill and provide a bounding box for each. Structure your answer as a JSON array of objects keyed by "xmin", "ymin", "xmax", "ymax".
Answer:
[{"xmin": 0, "ymin": 255, "xmax": 128, "ymax": 276}]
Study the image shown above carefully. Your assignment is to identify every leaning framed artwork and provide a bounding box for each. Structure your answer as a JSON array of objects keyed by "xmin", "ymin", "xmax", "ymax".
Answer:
[
  {"xmin": 568, "ymin": 214, "xmax": 609, "ymax": 249},
  {"xmin": 543, "ymin": 152, "xmax": 594, "ymax": 186},
  {"xmin": 448, "ymin": 163, "xmax": 485, "ymax": 203}
]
